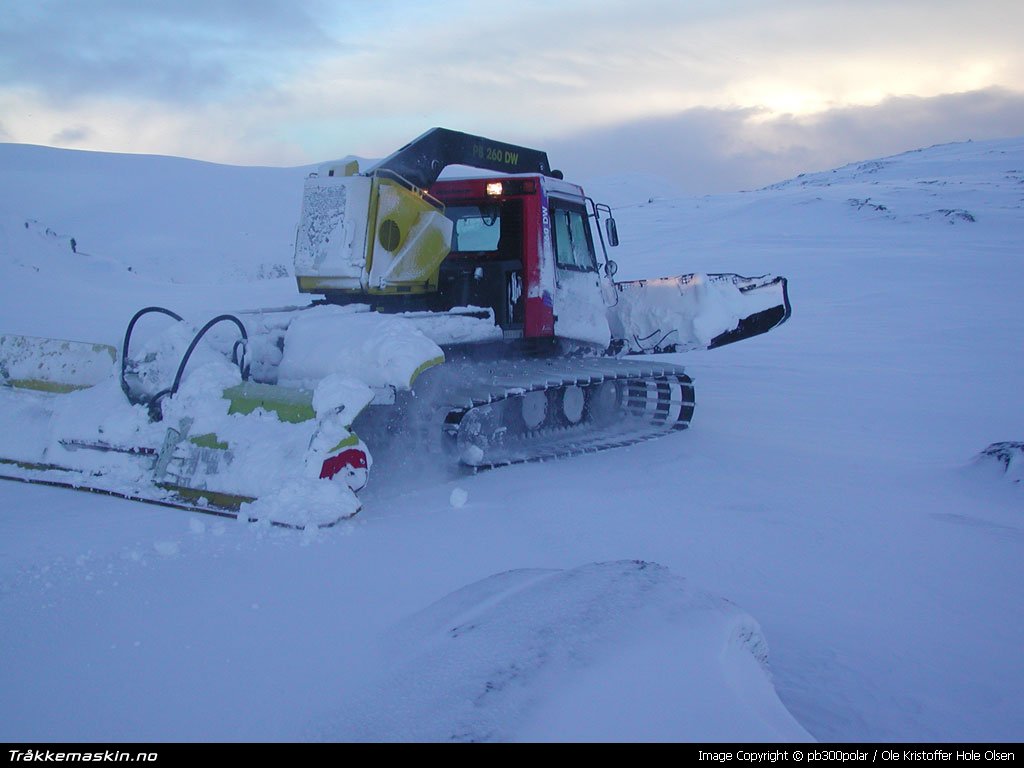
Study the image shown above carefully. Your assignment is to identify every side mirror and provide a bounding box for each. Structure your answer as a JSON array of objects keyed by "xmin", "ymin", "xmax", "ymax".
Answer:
[
  {"xmin": 605, "ymin": 217, "xmax": 619, "ymax": 247},
  {"xmin": 605, "ymin": 259, "xmax": 618, "ymax": 277}
]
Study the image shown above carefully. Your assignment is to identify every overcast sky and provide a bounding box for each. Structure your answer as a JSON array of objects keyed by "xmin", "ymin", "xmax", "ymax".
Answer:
[{"xmin": 2, "ymin": 0, "xmax": 1022, "ymax": 192}]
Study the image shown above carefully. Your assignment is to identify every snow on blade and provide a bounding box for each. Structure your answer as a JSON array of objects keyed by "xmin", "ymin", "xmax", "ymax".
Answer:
[{"xmin": 609, "ymin": 273, "xmax": 786, "ymax": 352}]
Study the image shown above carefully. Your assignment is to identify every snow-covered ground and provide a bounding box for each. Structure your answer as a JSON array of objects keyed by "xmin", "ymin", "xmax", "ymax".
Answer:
[{"xmin": 1, "ymin": 138, "xmax": 1021, "ymax": 742}]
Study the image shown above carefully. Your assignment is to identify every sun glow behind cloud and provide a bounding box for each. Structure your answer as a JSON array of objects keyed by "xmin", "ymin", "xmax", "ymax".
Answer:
[{"xmin": 731, "ymin": 56, "xmax": 1011, "ymax": 123}]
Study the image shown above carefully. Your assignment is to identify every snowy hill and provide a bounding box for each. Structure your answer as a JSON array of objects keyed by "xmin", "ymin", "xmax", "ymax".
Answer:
[
  {"xmin": 1, "ymin": 137, "xmax": 1022, "ymax": 742},
  {"xmin": 600, "ymin": 137, "xmax": 1024, "ymax": 273},
  {"xmin": 0, "ymin": 145, "xmax": 307, "ymax": 340},
  {"xmin": 0, "ymin": 144, "xmax": 306, "ymax": 282}
]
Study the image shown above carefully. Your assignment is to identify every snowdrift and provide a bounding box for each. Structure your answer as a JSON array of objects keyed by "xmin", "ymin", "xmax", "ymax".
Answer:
[{"xmin": 315, "ymin": 561, "xmax": 811, "ymax": 742}]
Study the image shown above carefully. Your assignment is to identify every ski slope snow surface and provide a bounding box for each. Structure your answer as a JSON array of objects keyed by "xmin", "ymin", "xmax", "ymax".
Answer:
[{"xmin": 0, "ymin": 138, "xmax": 1021, "ymax": 742}]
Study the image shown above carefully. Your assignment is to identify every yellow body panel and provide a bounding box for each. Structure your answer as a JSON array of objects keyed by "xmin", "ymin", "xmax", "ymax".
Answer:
[{"xmin": 366, "ymin": 176, "xmax": 452, "ymax": 294}]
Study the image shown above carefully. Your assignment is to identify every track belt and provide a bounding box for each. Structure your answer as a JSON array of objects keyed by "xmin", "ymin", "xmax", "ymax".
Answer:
[{"xmin": 438, "ymin": 358, "xmax": 694, "ymax": 469}]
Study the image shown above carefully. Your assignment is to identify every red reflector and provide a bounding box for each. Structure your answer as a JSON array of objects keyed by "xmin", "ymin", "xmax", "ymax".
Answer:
[{"xmin": 320, "ymin": 448, "xmax": 368, "ymax": 480}]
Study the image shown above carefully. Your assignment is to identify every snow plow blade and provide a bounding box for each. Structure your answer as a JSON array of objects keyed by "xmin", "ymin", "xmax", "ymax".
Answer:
[{"xmin": 609, "ymin": 273, "xmax": 790, "ymax": 354}]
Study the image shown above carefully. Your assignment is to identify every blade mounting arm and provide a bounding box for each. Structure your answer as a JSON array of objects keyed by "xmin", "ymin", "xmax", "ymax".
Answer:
[{"xmin": 368, "ymin": 128, "xmax": 556, "ymax": 189}]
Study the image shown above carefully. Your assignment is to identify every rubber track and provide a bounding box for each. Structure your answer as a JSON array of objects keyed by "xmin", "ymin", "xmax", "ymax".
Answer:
[{"xmin": 439, "ymin": 357, "xmax": 694, "ymax": 469}]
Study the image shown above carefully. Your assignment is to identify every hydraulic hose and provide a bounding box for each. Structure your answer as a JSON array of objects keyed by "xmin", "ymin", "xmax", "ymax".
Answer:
[{"xmin": 120, "ymin": 307, "xmax": 249, "ymax": 421}]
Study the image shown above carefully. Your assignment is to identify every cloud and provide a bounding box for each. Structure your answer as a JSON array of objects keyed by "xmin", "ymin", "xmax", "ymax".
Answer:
[
  {"xmin": 274, "ymin": 0, "xmax": 1024, "ymax": 138},
  {"xmin": 2, "ymin": 1, "xmax": 1022, "ymax": 188},
  {"xmin": 548, "ymin": 88, "xmax": 1024, "ymax": 194},
  {"xmin": 754, "ymin": 88, "xmax": 1024, "ymax": 170},
  {"xmin": 50, "ymin": 126, "xmax": 93, "ymax": 145},
  {"xmin": 8, "ymin": 1, "xmax": 1020, "ymax": 151},
  {"xmin": 0, "ymin": 0, "xmax": 339, "ymax": 104},
  {"xmin": 0, "ymin": 88, "xmax": 314, "ymax": 165},
  {"xmin": 253, "ymin": 0, "xmax": 1024, "ymax": 166}
]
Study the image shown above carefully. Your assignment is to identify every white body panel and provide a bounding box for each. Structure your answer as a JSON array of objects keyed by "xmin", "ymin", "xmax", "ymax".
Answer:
[
  {"xmin": 293, "ymin": 174, "xmax": 372, "ymax": 290},
  {"xmin": 553, "ymin": 267, "xmax": 612, "ymax": 348}
]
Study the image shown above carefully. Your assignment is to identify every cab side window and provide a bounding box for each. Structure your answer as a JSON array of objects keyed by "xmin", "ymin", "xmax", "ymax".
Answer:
[{"xmin": 551, "ymin": 202, "xmax": 597, "ymax": 271}]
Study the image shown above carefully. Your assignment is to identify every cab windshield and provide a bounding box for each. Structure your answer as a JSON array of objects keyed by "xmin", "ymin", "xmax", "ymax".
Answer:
[{"xmin": 446, "ymin": 201, "xmax": 523, "ymax": 257}]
